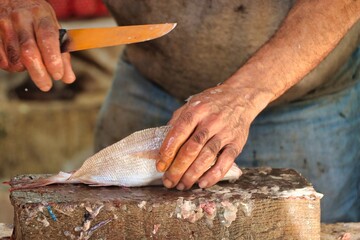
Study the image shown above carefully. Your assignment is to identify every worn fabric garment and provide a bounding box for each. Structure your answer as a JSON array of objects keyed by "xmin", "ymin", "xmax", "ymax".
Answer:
[
  {"xmin": 103, "ymin": 0, "xmax": 360, "ymax": 104},
  {"xmin": 239, "ymin": 48, "xmax": 360, "ymax": 223},
  {"xmin": 95, "ymin": 47, "xmax": 360, "ymax": 222}
]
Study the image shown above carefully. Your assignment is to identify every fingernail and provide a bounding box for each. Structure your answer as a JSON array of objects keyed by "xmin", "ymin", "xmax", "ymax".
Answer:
[
  {"xmin": 163, "ymin": 178, "xmax": 173, "ymax": 188},
  {"xmin": 199, "ymin": 180, "xmax": 208, "ymax": 189},
  {"xmin": 66, "ymin": 71, "xmax": 76, "ymax": 83},
  {"xmin": 41, "ymin": 84, "xmax": 52, "ymax": 92},
  {"xmin": 53, "ymin": 72, "xmax": 62, "ymax": 80},
  {"xmin": 157, "ymin": 161, "xmax": 167, "ymax": 172},
  {"xmin": 176, "ymin": 183, "xmax": 185, "ymax": 191}
]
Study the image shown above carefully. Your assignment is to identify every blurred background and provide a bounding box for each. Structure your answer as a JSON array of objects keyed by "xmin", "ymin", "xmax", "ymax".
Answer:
[{"xmin": 0, "ymin": 0, "xmax": 123, "ymax": 224}]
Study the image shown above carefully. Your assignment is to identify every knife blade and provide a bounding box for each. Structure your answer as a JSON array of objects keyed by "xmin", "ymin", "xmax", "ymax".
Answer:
[{"xmin": 59, "ymin": 23, "xmax": 177, "ymax": 53}]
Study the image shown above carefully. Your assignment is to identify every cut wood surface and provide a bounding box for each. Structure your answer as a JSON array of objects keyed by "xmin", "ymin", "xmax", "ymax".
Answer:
[{"xmin": 9, "ymin": 168, "xmax": 323, "ymax": 240}]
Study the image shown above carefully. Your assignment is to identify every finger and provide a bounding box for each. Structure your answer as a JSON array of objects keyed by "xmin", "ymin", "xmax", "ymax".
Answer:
[
  {"xmin": 47, "ymin": 5, "xmax": 76, "ymax": 84},
  {"xmin": 0, "ymin": 16, "xmax": 23, "ymax": 71},
  {"xmin": 162, "ymin": 126, "xmax": 213, "ymax": 189},
  {"xmin": 20, "ymin": 41, "xmax": 52, "ymax": 91},
  {"xmin": 176, "ymin": 136, "xmax": 223, "ymax": 190},
  {"xmin": 33, "ymin": 12, "xmax": 64, "ymax": 80},
  {"xmin": 167, "ymin": 99, "xmax": 203, "ymax": 126},
  {"xmin": 0, "ymin": 0, "xmax": 9, "ymax": 69},
  {"xmin": 12, "ymin": 11, "xmax": 52, "ymax": 91},
  {"xmin": 157, "ymin": 110, "xmax": 199, "ymax": 172},
  {"xmin": 198, "ymin": 144, "xmax": 239, "ymax": 188},
  {"xmin": 0, "ymin": 37, "xmax": 9, "ymax": 69},
  {"xmin": 61, "ymin": 52, "xmax": 76, "ymax": 83}
]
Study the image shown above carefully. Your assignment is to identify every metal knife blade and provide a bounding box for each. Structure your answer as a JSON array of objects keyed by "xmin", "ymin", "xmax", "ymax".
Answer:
[{"xmin": 59, "ymin": 23, "xmax": 177, "ymax": 53}]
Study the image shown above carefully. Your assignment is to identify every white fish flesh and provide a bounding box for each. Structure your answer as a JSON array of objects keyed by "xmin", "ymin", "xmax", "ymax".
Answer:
[{"xmin": 10, "ymin": 126, "xmax": 242, "ymax": 190}]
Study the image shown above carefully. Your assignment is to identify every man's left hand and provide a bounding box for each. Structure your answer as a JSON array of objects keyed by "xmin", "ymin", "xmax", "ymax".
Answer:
[{"xmin": 156, "ymin": 84, "xmax": 260, "ymax": 190}]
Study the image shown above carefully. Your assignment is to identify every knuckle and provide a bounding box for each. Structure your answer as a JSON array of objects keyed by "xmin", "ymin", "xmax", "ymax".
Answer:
[
  {"xmin": 183, "ymin": 171, "xmax": 198, "ymax": 182},
  {"xmin": 167, "ymin": 160, "xmax": 186, "ymax": 176},
  {"xmin": 219, "ymin": 144, "xmax": 239, "ymax": 160},
  {"xmin": 199, "ymin": 150, "xmax": 213, "ymax": 163},
  {"xmin": 178, "ymin": 111, "xmax": 193, "ymax": 125},
  {"xmin": 192, "ymin": 166, "xmax": 203, "ymax": 176},
  {"xmin": 6, "ymin": 45, "xmax": 20, "ymax": 65},
  {"xmin": 198, "ymin": 150, "xmax": 213, "ymax": 163},
  {"xmin": 164, "ymin": 171, "xmax": 180, "ymax": 183},
  {"xmin": 218, "ymin": 166, "xmax": 226, "ymax": 176},
  {"xmin": 184, "ymin": 141, "xmax": 201, "ymax": 156},
  {"xmin": 209, "ymin": 167, "xmax": 222, "ymax": 179},
  {"xmin": 159, "ymin": 148, "xmax": 175, "ymax": 160},
  {"xmin": 225, "ymin": 145, "xmax": 239, "ymax": 158},
  {"xmin": 30, "ymin": 5, "xmax": 42, "ymax": 15},
  {"xmin": 17, "ymin": 30, "xmax": 32, "ymax": 46},
  {"xmin": 206, "ymin": 138, "xmax": 222, "ymax": 155},
  {"xmin": 195, "ymin": 158, "xmax": 211, "ymax": 173},
  {"xmin": 192, "ymin": 128, "xmax": 209, "ymax": 145},
  {"xmin": 37, "ymin": 16, "xmax": 55, "ymax": 31}
]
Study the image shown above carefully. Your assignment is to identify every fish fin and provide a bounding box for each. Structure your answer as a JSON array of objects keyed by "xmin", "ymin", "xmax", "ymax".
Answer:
[{"xmin": 10, "ymin": 171, "xmax": 73, "ymax": 191}]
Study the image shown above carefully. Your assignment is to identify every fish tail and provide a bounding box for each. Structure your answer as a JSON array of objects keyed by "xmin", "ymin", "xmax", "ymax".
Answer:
[
  {"xmin": 2, "ymin": 181, "xmax": 10, "ymax": 185},
  {"xmin": 10, "ymin": 171, "xmax": 73, "ymax": 191},
  {"xmin": 10, "ymin": 179, "xmax": 54, "ymax": 191}
]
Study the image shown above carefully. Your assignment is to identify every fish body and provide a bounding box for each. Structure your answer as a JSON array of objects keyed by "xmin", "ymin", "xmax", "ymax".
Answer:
[{"xmin": 11, "ymin": 126, "xmax": 242, "ymax": 190}]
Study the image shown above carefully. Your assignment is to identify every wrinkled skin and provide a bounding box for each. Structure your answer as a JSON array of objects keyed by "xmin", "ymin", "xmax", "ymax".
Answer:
[
  {"xmin": 0, "ymin": 0, "xmax": 75, "ymax": 91},
  {"xmin": 157, "ymin": 84, "xmax": 261, "ymax": 191},
  {"xmin": 156, "ymin": 0, "xmax": 360, "ymax": 191}
]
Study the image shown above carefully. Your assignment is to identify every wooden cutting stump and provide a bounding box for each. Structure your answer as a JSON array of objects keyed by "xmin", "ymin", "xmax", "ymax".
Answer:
[{"xmin": 9, "ymin": 168, "xmax": 323, "ymax": 240}]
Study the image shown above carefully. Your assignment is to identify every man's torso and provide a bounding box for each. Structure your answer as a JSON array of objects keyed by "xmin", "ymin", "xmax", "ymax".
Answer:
[{"xmin": 104, "ymin": 0, "xmax": 360, "ymax": 103}]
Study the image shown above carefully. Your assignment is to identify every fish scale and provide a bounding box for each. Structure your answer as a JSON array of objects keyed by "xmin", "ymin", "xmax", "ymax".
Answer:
[
  {"xmin": 69, "ymin": 126, "xmax": 170, "ymax": 186},
  {"xmin": 10, "ymin": 126, "xmax": 242, "ymax": 190}
]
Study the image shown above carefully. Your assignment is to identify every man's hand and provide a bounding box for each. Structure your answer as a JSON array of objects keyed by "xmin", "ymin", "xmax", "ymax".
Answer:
[
  {"xmin": 0, "ymin": 0, "xmax": 75, "ymax": 91},
  {"xmin": 156, "ymin": 84, "xmax": 266, "ymax": 190},
  {"xmin": 156, "ymin": 0, "xmax": 360, "ymax": 191}
]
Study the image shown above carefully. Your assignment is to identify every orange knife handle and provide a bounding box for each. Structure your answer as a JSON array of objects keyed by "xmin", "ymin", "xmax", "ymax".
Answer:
[{"xmin": 59, "ymin": 29, "xmax": 69, "ymax": 53}]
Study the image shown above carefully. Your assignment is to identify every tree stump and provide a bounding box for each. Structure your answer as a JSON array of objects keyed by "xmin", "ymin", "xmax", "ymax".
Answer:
[{"xmin": 9, "ymin": 168, "xmax": 323, "ymax": 239}]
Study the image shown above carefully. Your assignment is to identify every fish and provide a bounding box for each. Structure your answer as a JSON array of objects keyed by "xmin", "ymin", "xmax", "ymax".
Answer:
[{"xmin": 10, "ymin": 126, "xmax": 242, "ymax": 190}]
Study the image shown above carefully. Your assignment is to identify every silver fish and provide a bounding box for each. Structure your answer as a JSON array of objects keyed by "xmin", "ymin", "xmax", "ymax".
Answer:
[{"xmin": 10, "ymin": 126, "xmax": 242, "ymax": 190}]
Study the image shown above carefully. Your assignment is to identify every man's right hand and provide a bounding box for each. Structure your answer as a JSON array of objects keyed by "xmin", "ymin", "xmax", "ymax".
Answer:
[{"xmin": 0, "ymin": 0, "xmax": 75, "ymax": 91}]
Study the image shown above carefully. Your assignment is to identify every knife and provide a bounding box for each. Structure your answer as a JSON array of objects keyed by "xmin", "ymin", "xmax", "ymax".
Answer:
[{"xmin": 59, "ymin": 23, "xmax": 177, "ymax": 53}]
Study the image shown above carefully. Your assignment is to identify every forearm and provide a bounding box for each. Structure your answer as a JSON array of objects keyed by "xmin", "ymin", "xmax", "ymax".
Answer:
[
  {"xmin": 225, "ymin": 0, "xmax": 360, "ymax": 112},
  {"xmin": 157, "ymin": 0, "xmax": 360, "ymax": 190}
]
